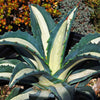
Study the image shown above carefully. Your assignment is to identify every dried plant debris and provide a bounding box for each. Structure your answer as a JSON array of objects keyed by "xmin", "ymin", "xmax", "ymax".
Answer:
[{"xmin": 87, "ymin": 78, "xmax": 100, "ymax": 98}]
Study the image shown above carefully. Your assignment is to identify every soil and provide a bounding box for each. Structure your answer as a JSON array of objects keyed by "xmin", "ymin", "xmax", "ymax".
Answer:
[{"xmin": 0, "ymin": 84, "xmax": 24, "ymax": 100}]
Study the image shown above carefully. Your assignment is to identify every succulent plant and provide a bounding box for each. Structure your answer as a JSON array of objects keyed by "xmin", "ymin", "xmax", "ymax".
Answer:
[{"xmin": 0, "ymin": 4, "xmax": 100, "ymax": 100}]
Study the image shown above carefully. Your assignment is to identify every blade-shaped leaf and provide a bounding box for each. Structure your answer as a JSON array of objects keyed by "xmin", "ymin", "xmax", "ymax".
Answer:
[
  {"xmin": 13, "ymin": 46, "xmax": 51, "ymax": 73},
  {"xmin": 47, "ymin": 83, "xmax": 74, "ymax": 100},
  {"xmin": 0, "ymin": 65, "xmax": 13, "ymax": 80},
  {"xmin": 9, "ymin": 62, "xmax": 50, "ymax": 88},
  {"xmin": 9, "ymin": 62, "xmax": 35, "ymax": 87},
  {"xmin": 67, "ymin": 66, "xmax": 100, "ymax": 85},
  {"xmin": 54, "ymin": 55, "xmax": 100, "ymax": 81},
  {"xmin": 0, "ymin": 59, "xmax": 20, "ymax": 80},
  {"xmin": 21, "ymin": 56, "xmax": 37, "ymax": 69},
  {"xmin": 10, "ymin": 87, "xmax": 53, "ymax": 100},
  {"xmin": 66, "ymin": 59, "xmax": 100, "ymax": 84},
  {"xmin": 64, "ymin": 33, "xmax": 100, "ymax": 64},
  {"xmin": 0, "ymin": 30, "xmax": 44, "ymax": 57},
  {"xmin": 66, "ymin": 43, "xmax": 100, "ymax": 84},
  {"xmin": 55, "ymin": 41, "xmax": 100, "ymax": 80},
  {"xmin": 48, "ymin": 6, "xmax": 78, "ymax": 74},
  {"xmin": 37, "ymin": 72, "xmax": 62, "ymax": 87},
  {"xmin": 30, "ymin": 4, "xmax": 55, "ymax": 56},
  {"xmin": 75, "ymin": 86, "xmax": 96, "ymax": 100},
  {"xmin": 34, "ymin": 75, "xmax": 74, "ymax": 100},
  {"xmin": 0, "ymin": 30, "xmax": 51, "ymax": 72}
]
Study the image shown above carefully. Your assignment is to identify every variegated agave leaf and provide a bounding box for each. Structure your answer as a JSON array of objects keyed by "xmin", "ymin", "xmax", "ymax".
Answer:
[
  {"xmin": 0, "ymin": 59, "xmax": 20, "ymax": 80},
  {"xmin": 8, "ymin": 76, "xmax": 75, "ymax": 100},
  {"xmin": 47, "ymin": 6, "xmax": 78, "ymax": 75},
  {"xmin": 66, "ymin": 43, "xmax": 100, "ymax": 85},
  {"xmin": 0, "ymin": 30, "xmax": 44, "ymax": 57},
  {"xmin": 54, "ymin": 39, "xmax": 100, "ymax": 81},
  {"xmin": 0, "ymin": 30, "xmax": 51, "ymax": 73},
  {"xmin": 29, "ymin": 4, "xmax": 56, "ymax": 57},
  {"xmin": 8, "ymin": 87, "xmax": 54, "ymax": 100},
  {"xmin": 64, "ymin": 33, "xmax": 100, "ymax": 64}
]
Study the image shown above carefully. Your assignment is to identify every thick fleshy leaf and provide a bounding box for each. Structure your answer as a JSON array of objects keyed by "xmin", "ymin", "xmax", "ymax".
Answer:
[
  {"xmin": 30, "ymin": 4, "xmax": 55, "ymax": 56},
  {"xmin": 54, "ymin": 47, "xmax": 100, "ymax": 81},
  {"xmin": 0, "ymin": 30, "xmax": 51, "ymax": 72},
  {"xmin": 13, "ymin": 46, "xmax": 51, "ymax": 73},
  {"xmin": 0, "ymin": 59, "xmax": 20, "ymax": 80},
  {"xmin": 64, "ymin": 33, "xmax": 100, "ymax": 64},
  {"xmin": 38, "ymin": 75, "xmax": 62, "ymax": 87},
  {"xmin": 67, "ymin": 60, "xmax": 100, "ymax": 84},
  {"xmin": 0, "ymin": 65, "xmax": 13, "ymax": 80},
  {"xmin": 9, "ymin": 62, "xmax": 50, "ymax": 88},
  {"xmin": 21, "ymin": 56, "xmax": 37, "ymax": 69},
  {"xmin": 54, "ymin": 40, "xmax": 100, "ymax": 80},
  {"xmin": 9, "ymin": 62, "xmax": 35, "ymax": 87},
  {"xmin": 47, "ymin": 83, "xmax": 75, "ymax": 100},
  {"xmin": 67, "ymin": 66, "xmax": 100, "ymax": 85},
  {"xmin": 10, "ymin": 87, "xmax": 54, "ymax": 100},
  {"xmin": 48, "ymin": 6, "xmax": 78, "ymax": 74},
  {"xmin": 66, "ymin": 43, "xmax": 100, "ymax": 84},
  {"xmin": 0, "ymin": 59, "xmax": 20, "ymax": 68},
  {"xmin": 34, "ymin": 77, "xmax": 74, "ymax": 100},
  {"xmin": 0, "ymin": 30, "xmax": 44, "ymax": 57},
  {"xmin": 75, "ymin": 86, "xmax": 96, "ymax": 100}
]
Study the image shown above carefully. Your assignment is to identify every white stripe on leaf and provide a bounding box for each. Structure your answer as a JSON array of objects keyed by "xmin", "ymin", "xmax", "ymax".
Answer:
[
  {"xmin": 67, "ymin": 69, "xmax": 97, "ymax": 83},
  {"xmin": 80, "ymin": 52, "xmax": 100, "ymax": 57},
  {"xmin": 91, "ymin": 37, "xmax": 100, "ymax": 44},
  {"xmin": 38, "ymin": 76, "xmax": 54, "ymax": 86},
  {"xmin": 53, "ymin": 83, "xmax": 71, "ymax": 100},
  {"xmin": 33, "ymin": 56, "xmax": 44, "ymax": 71},
  {"xmin": 0, "ymin": 63, "xmax": 15, "ymax": 67},
  {"xmin": 0, "ymin": 38, "xmax": 40, "ymax": 55},
  {"xmin": 0, "ymin": 73, "xmax": 11, "ymax": 78},
  {"xmin": 49, "ymin": 20, "xmax": 68, "ymax": 75},
  {"xmin": 49, "ymin": 7, "xmax": 78, "ymax": 75},
  {"xmin": 11, "ymin": 88, "xmax": 37, "ymax": 100},
  {"xmin": 66, "ymin": 7, "xmax": 77, "ymax": 30},
  {"xmin": 58, "ymin": 58, "xmax": 96, "ymax": 80},
  {"xmin": 31, "ymin": 5, "xmax": 50, "ymax": 56},
  {"xmin": 9, "ymin": 68, "xmax": 34, "ymax": 87}
]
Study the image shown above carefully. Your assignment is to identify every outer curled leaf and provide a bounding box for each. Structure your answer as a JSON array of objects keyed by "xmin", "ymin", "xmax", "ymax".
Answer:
[
  {"xmin": 0, "ymin": 30, "xmax": 44, "ymax": 57},
  {"xmin": 10, "ymin": 87, "xmax": 54, "ymax": 100},
  {"xmin": 48, "ymin": 6, "xmax": 78, "ymax": 74},
  {"xmin": 64, "ymin": 33, "xmax": 100, "ymax": 64}
]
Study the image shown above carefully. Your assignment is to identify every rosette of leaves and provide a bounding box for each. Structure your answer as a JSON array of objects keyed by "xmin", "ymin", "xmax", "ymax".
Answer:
[{"xmin": 0, "ymin": 4, "xmax": 100, "ymax": 100}]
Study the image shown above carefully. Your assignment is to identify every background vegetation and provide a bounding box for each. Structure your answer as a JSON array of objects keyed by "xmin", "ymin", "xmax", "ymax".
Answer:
[{"xmin": 0, "ymin": 0, "xmax": 62, "ymax": 34}]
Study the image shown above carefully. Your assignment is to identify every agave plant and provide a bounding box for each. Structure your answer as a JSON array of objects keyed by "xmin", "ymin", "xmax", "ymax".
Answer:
[{"xmin": 0, "ymin": 4, "xmax": 100, "ymax": 100}]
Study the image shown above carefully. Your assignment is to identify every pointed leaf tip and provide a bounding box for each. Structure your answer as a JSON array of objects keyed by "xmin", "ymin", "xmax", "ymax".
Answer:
[
  {"xmin": 66, "ymin": 16, "xmax": 68, "ymax": 20},
  {"xmin": 77, "ymin": 1, "xmax": 80, "ymax": 7}
]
